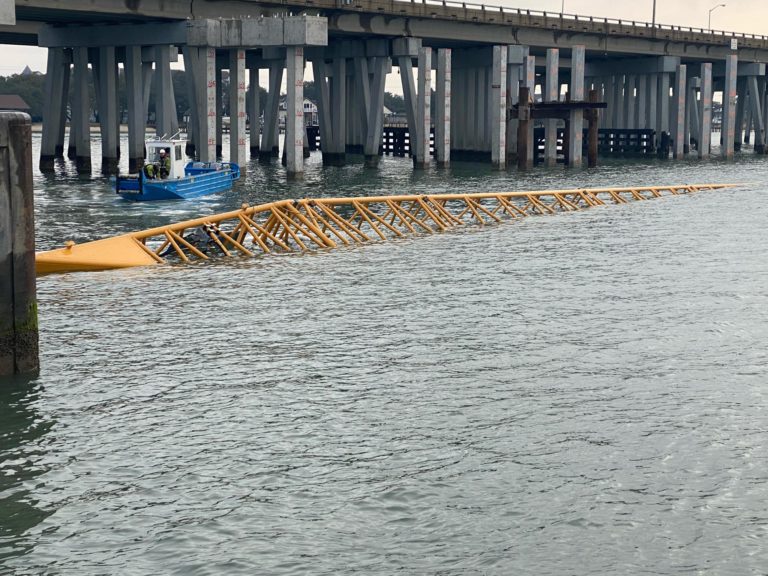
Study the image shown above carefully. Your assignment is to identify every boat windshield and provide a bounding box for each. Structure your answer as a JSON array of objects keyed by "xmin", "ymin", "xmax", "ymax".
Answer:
[{"xmin": 148, "ymin": 147, "xmax": 170, "ymax": 162}]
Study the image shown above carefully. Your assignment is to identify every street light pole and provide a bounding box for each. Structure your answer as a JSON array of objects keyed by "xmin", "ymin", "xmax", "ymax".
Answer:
[
  {"xmin": 708, "ymin": 3, "xmax": 726, "ymax": 30},
  {"xmin": 561, "ymin": 0, "xmax": 565, "ymax": 14},
  {"xmin": 652, "ymin": 0, "xmax": 656, "ymax": 27}
]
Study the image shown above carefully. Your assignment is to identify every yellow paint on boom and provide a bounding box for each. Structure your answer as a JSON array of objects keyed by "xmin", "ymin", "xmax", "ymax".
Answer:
[{"xmin": 36, "ymin": 184, "xmax": 737, "ymax": 275}]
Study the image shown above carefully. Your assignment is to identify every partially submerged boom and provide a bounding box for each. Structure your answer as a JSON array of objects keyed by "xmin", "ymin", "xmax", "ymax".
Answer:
[{"xmin": 36, "ymin": 184, "xmax": 736, "ymax": 275}]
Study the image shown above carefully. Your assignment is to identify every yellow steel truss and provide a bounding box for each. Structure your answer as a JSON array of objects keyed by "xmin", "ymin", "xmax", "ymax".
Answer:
[{"xmin": 36, "ymin": 184, "xmax": 735, "ymax": 274}]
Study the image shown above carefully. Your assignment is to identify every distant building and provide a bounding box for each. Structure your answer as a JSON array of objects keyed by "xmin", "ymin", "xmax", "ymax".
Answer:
[
  {"xmin": 21, "ymin": 66, "xmax": 33, "ymax": 76},
  {"xmin": 0, "ymin": 95, "xmax": 30, "ymax": 112},
  {"xmin": 278, "ymin": 97, "xmax": 319, "ymax": 128}
]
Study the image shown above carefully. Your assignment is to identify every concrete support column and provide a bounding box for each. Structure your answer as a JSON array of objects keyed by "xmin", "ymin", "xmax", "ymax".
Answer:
[
  {"xmin": 734, "ymin": 77, "xmax": 747, "ymax": 150},
  {"xmin": 154, "ymin": 45, "xmax": 174, "ymax": 138},
  {"xmin": 523, "ymin": 55, "xmax": 536, "ymax": 167},
  {"xmin": 635, "ymin": 75, "xmax": 647, "ymax": 129},
  {"xmin": 567, "ymin": 45, "xmax": 585, "ymax": 167},
  {"xmin": 672, "ymin": 65, "xmax": 687, "ymax": 159},
  {"xmin": 435, "ymin": 49, "xmax": 451, "ymax": 168},
  {"xmin": 215, "ymin": 64, "xmax": 224, "ymax": 158},
  {"xmin": 747, "ymin": 75, "xmax": 766, "ymax": 153},
  {"xmin": 721, "ymin": 55, "xmax": 738, "ymax": 158},
  {"xmin": 657, "ymin": 72, "xmax": 671, "ymax": 137},
  {"xmin": 125, "ymin": 46, "xmax": 145, "ymax": 171},
  {"xmin": 285, "ymin": 46, "xmax": 304, "ymax": 177},
  {"xmin": 330, "ymin": 57, "xmax": 347, "ymax": 164},
  {"xmin": 744, "ymin": 94, "xmax": 753, "ymax": 144},
  {"xmin": 71, "ymin": 46, "xmax": 91, "ymax": 172},
  {"xmin": 491, "ymin": 45, "xmax": 507, "ymax": 170},
  {"xmin": 248, "ymin": 65, "xmax": 260, "ymax": 155},
  {"xmin": 353, "ymin": 56, "xmax": 371, "ymax": 157},
  {"xmin": 142, "ymin": 60, "xmax": 153, "ymax": 131},
  {"xmin": 98, "ymin": 46, "xmax": 119, "ymax": 173},
  {"xmin": 313, "ymin": 60, "xmax": 333, "ymax": 164},
  {"xmin": 698, "ymin": 63, "xmax": 713, "ymax": 158},
  {"xmin": 261, "ymin": 62, "xmax": 283, "ymax": 160},
  {"xmin": 687, "ymin": 77, "xmax": 701, "ymax": 152},
  {"xmin": 197, "ymin": 47, "xmax": 217, "ymax": 162},
  {"xmin": 624, "ymin": 75, "xmax": 636, "ymax": 129},
  {"xmin": 612, "ymin": 75, "xmax": 624, "ymax": 128},
  {"xmin": 415, "ymin": 47, "xmax": 432, "ymax": 168},
  {"xmin": 544, "ymin": 48, "xmax": 559, "ymax": 167},
  {"xmin": 646, "ymin": 74, "xmax": 658, "ymax": 144},
  {"xmin": 0, "ymin": 113, "xmax": 38, "ymax": 378},
  {"xmin": 450, "ymin": 67, "xmax": 465, "ymax": 153},
  {"xmin": 364, "ymin": 56, "xmax": 388, "ymax": 166},
  {"xmin": 40, "ymin": 48, "xmax": 68, "ymax": 170},
  {"xmin": 228, "ymin": 49, "xmax": 247, "ymax": 170},
  {"xmin": 399, "ymin": 55, "xmax": 418, "ymax": 159},
  {"xmin": 506, "ymin": 46, "xmax": 525, "ymax": 160}
]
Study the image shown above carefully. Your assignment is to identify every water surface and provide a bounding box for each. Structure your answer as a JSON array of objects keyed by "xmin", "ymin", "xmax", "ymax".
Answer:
[{"xmin": 2, "ymin": 134, "xmax": 768, "ymax": 574}]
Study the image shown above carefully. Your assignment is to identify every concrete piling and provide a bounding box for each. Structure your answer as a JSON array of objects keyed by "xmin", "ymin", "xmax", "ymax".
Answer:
[
  {"xmin": 698, "ymin": 63, "xmax": 713, "ymax": 158},
  {"xmin": 0, "ymin": 113, "xmax": 38, "ymax": 379}
]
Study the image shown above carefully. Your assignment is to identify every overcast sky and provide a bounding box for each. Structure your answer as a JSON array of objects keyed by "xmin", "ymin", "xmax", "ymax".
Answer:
[{"xmin": 0, "ymin": 0, "xmax": 764, "ymax": 76}]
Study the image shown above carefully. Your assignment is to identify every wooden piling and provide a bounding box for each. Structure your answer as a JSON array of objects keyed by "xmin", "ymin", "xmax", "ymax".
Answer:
[{"xmin": 0, "ymin": 112, "xmax": 39, "ymax": 378}]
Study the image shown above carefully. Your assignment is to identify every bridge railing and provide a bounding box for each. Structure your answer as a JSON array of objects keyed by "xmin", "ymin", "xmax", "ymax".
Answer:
[{"xmin": 264, "ymin": 0, "xmax": 768, "ymax": 47}]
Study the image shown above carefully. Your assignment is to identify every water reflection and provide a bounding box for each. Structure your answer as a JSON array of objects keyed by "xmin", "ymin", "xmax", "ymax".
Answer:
[{"xmin": 0, "ymin": 378, "xmax": 54, "ymax": 561}]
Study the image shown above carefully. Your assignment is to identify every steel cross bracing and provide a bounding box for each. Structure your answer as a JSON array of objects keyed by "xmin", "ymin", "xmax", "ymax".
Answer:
[{"xmin": 35, "ymin": 184, "xmax": 735, "ymax": 274}]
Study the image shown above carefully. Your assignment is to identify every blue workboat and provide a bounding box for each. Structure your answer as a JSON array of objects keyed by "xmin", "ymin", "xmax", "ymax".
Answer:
[{"xmin": 115, "ymin": 138, "xmax": 240, "ymax": 201}]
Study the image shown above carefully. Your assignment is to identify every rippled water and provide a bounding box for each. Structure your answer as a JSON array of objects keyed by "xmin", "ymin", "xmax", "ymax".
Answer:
[{"xmin": 2, "ymin": 134, "xmax": 768, "ymax": 574}]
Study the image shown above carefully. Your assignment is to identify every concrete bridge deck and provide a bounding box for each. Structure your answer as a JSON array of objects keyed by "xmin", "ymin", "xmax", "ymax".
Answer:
[{"xmin": 4, "ymin": 0, "xmax": 768, "ymax": 62}]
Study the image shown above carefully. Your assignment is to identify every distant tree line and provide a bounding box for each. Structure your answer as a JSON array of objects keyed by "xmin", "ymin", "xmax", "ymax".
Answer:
[{"xmin": 0, "ymin": 71, "xmax": 407, "ymax": 123}]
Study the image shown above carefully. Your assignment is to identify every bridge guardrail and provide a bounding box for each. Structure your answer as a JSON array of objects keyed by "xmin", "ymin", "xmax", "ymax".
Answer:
[{"xmin": 257, "ymin": 0, "xmax": 768, "ymax": 48}]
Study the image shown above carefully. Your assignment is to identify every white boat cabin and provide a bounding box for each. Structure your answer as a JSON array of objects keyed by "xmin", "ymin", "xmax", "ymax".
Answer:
[{"xmin": 145, "ymin": 139, "xmax": 187, "ymax": 179}]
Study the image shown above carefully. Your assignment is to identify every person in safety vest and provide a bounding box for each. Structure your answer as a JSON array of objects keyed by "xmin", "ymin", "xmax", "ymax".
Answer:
[{"xmin": 157, "ymin": 149, "xmax": 171, "ymax": 179}]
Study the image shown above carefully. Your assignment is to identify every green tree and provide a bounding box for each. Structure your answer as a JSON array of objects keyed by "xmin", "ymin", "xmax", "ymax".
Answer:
[{"xmin": 0, "ymin": 72, "xmax": 46, "ymax": 121}]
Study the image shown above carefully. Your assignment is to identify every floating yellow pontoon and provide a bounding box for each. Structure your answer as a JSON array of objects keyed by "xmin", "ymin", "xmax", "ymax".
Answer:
[{"xmin": 36, "ymin": 184, "xmax": 735, "ymax": 275}]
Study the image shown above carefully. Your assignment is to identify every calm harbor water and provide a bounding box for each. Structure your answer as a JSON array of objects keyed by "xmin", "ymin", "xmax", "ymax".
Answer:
[{"xmin": 2, "ymin": 134, "xmax": 768, "ymax": 575}]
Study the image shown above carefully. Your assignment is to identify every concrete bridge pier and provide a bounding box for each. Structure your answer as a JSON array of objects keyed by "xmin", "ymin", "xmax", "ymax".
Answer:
[
  {"xmin": 636, "ymin": 75, "xmax": 648, "ymax": 129},
  {"xmin": 721, "ymin": 55, "xmax": 738, "ymax": 158},
  {"xmin": 70, "ymin": 47, "xmax": 91, "ymax": 172},
  {"xmin": 261, "ymin": 55, "xmax": 284, "ymax": 161},
  {"xmin": 698, "ymin": 63, "xmax": 713, "ymax": 158},
  {"xmin": 365, "ymin": 56, "xmax": 390, "ymax": 167},
  {"xmin": 39, "ymin": 47, "xmax": 70, "ymax": 171},
  {"xmin": 93, "ymin": 46, "xmax": 119, "ymax": 174},
  {"xmin": 435, "ymin": 48, "xmax": 451, "ymax": 168},
  {"xmin": 567, "ymin": 45, "xmax": 585, "ymax": 167},
  {"xmin": 215, "ymin": 61, "xmax": 224, "ymax": 158},
  {"xmin": 746, "ymin": 75, "xmax": 766, "ymax": 153},
  {"xmin": 522, "ymin": 55, "xmax": 536, "ymax": 168},
  {"xmin": 672, "ymin": 64, "xmax": 687, "ymax": 159},
  {"xmin": 229, "ymin": 49, "xmax": 247, "ymax": 172},
  {"xmin": 393, "ymin": 38, "xmax": 420, "ymax": 165},
  {"xmin": 623, "ymin": 75, "xmax": 636, "ymax": 130},
  {"xmin": 544, "ymin": 49, "xmax": 559, "ymax": 167},
  {"xmin": 505, "ymin": 46, "xmax": 526, "ymax": 163},
  {"xmin": 154, "ymin": 45, "xmax": 176, "ymax": 139},
  {"xmin": 248, "ymin": 63, "xmax": 260, "ymax": 157},
  {"xmin": 490, "ymin": 45, "xmax": 507, "ymax": 170},
  {"xmin": 734, "ymin": 77, "xmax": 747, "ymax": 151},
  {"xmin": 415, "ymin": 46, "xmax": 432, "ymax": 169},
  {"xmin": 125, "ymin": 46, "xmax": 146, "ymax": 172},
  {"xmin": 611, "ymin": 74, "xmax": 624, "ymax": 131},
  {"xmin": 312, "ymin": 59, "xmax": 333, "ymax": 165},
  {"xmin": 285, "ymin": 46, "xmax": 304, "ymax": 178}
]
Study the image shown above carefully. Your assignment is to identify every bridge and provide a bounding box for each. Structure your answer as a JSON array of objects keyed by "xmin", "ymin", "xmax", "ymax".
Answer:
[{"xmin": 0, "ymin": 0, "xmax": 767, "ymax": 174}]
